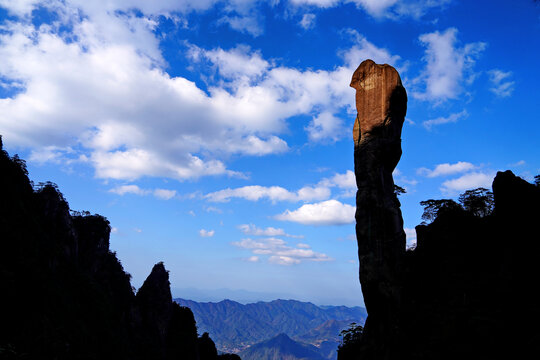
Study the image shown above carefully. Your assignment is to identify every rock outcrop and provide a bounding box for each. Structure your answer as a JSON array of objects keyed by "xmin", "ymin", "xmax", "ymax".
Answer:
[
  {"xmin": 0, "ymin": 136, "xmax": 235, "ymax": 360},
  {"xmin": 342, "ymin": 60, "xmax": 540, "ymax": 360},
  {"xmin": 350, "ymin": 59, "xmax": 407, "ymax": 358}
]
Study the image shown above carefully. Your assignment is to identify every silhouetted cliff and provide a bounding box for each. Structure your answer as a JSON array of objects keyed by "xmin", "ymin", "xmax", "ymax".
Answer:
[
  {"xmin": 0, "ymin": 136, "xmax": 234, "ymax": 360},
  {"xmin": 341, "ymin": 60, "xmax": 540, "ymax": 359}
]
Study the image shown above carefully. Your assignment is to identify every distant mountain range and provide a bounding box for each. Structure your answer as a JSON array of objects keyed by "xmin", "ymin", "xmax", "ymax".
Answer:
[
  {"xmin": 239, "ymin": 333, "xmax": 325, "ymax": 360},
  {"xmin": 174, "ymin": 298, "xmax": 367, "ymax": 359}
]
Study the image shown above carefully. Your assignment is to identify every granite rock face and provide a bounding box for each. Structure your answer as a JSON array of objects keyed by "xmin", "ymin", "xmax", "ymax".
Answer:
[
  {"xmin": 351, "ymin": 59, "xmax": 407, "ymax": 358},
  {"xmin": 343, "ymin": 60, "xmax": 540, "ymax": 360}
]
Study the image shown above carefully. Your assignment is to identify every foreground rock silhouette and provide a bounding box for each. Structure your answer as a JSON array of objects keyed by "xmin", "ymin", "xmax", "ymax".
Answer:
[
  {"xmin": 0, "ymin": 136, "xmax": 236, "ymax": 360},
  {"xmin": 340, "ymin": 60, "xmax": 540, "ymax": 360}
]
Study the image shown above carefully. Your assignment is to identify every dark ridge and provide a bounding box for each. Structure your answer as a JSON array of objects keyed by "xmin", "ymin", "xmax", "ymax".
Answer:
[
  {"xmin": 0, "ymin": 136, "xmax": 238, "ymax": 360},
  {"xmin": 347, "ymin": 176, "xmax": 540, "ymax": 360}
]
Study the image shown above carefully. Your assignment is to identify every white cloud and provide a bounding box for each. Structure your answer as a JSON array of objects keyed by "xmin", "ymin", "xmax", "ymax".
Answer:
[
  {"xmin": 417, "ymin": 161, "xmax": 476, "ymax": 177},
  {"xmin": 352, "ymin": 0, "xmax": 399, "ymax": 17},
  {"xmin": 290, "ymin": 0, "xmax": 339, "ymax": 8},
  {"xmin": 404, "ymin": 227, "xmax": 417, "ymax": 249},
  {"xmin": 109, "ymin": 184, "xmax": 149, "ymax": 196},
  {"xmin": 341, "ymin": 30, "xmax": 402, "ymax": 70},
  {"xmin": 232, "ymin": 237, "xmax": 331, "ymax": 265},
  {"xmin": 238, "ymin": 223, "xmax": 303, "ymax": 238},
  {"xmin": 0, "ymin": 2, "xmax": 399, "ymax": 183},
  {"xmin": 190, "ymin": 44, "xmax": 270, "ymax": 82},
  {"xmin": 320, "ymin": 170, "xmax": 356, "ymax": 189},
  {"xmin": 134, "ymin": 227, "xmax": 142, "ymax": 233},
  {"xmin": 205, "ymin": 184, "xmax": 330, "ymax": 203},
  {"xmin": 299, "ymin": 13, "xmax": 316, "ymax": 29},
  {"xmin": 296, "ymin": 243, "xmax": 311, "ymax": 248},
  {"xmin": 28, "ymin": 146, "xmax": 73, "ymax": 164},
  {"xmin": 206, "ymin": 169, "xmax": 357, "ymax": 203},
  {"xmin": 276, "ymin": 199, "xmax": 355, "ymax": 225},
  {"xmin": 109, "ymin": 184, "xmax": 178, "ymax": 200},
  {"xmin": 153, "ymin": 188, "xmax": 177, "ymax": 200},
  {"xmin": 441, "ymin": 171, "xmax": 495, "ymax": 195},
  {"xmin": 291, "ymin": 0, "xmax": 449, "ymax": 19},
  {"xmin": 488, "ymin": 69, "xmax": 515, "ymax": 98},
  {"xmin": 422, "ymin": 110, "xmax": 468, "ymax": 130},
  {"xmin": 305, "ymin": 112, "xmax": 346, "ymax": 143},
  {"xmin": 414, "ymin": 28, "xmax": 486, "ymax": 102},
  {"xmin": 246, "ymin": 255, "xmax": 260, "ymax": 262},
  {"xmin": 199, "ymin": 229, "xmax": 215, "ymax": 237},
  {"xmin": 239, "ymin": 224, "xmax": 286, "ymax": 236},
  {"xmin": 219, "ymin": 14, "xmax": 263, "ymax": 37},
  {"xmin": 318, "ymin": 170, "xmax": 356, "ymax": 197}
]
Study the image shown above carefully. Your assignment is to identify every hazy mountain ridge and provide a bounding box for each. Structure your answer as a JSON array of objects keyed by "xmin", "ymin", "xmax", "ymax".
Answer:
[
  {"xmin": 239, "ymin": 333, "xmax": 325, "ymax": 360},
  {"xmin": 175, "ymin": 298, "xmax": 366, "ymax": 357}
]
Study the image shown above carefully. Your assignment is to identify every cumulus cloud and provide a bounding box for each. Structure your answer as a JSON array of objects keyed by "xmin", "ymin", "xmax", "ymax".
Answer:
[
  {"xmin": 232, "ymin": 237, "xmax": 331, "ymax": 265},
  {"xmin": 205, "ymin": 184, "xmax": 331, "ymax": 203},
  {"xmin": 488, "ymin": 69, "xmax": 515, "ymax": 98},
  {"xmin": 317, "ymin": 170, "xmax": 356, "ymax": 197},
  {"xmin": 422, "ymin": 110, "xmax": 468, "ymax": 130},
  {"xmin": 109, "ymin": 185, "xmax": 177, "ymax": 199},
  {"xmin": 0, "ymin": 2, "xmax": 399, "ymax": 180},
  {"xmin": 109, "ymin": 184, "xmax": 149, "ymax": 196},
  {"xmin": 305, "ymin": 112, "xmax": 346, "ymax": 143},
  {"xmin": 199, "ymin": 229, "xmax": 215, "ymax": 237},
  {"xmin": 319, "ymin": 170, "xmax": 356, "ymax": 190},
  {"xmin": 153, "ymin": 188, "xmax": 177, "ymax": 200},
  {"xmin": 291, "ymin": 0, "xmax": 450, "ymax": 19},
  {"xmin": 275, "ymin": 199, "xmax": 355, "ymax": 225},
  {"xmin": 206, "ymin": 170, "xmax": 356, "ymax": 203},
  {"xmin": 441, "ymin": 171, "xmax": 495, "ymax": 195},
  {"xmin": 417, "ymin": 161, "xmax": 476, "ymax": 177},
  {"xmin": 414, "ymin": 28, "xmax": 486, "ymax": 102},
  {"xmin": 238, "ymin": 224, "xmax": 303, "ymax": 238},
  {"xmin": 189, "ymin": 44, "xmax": 270, "ymax": 83}
]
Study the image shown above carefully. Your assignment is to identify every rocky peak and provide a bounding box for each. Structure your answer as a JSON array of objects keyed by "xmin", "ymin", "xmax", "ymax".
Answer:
[
  {"xmin": 137, "ymin": 262, "xmax": 173, "ymax": 305},
  {"xmin": 350, "ymin": 59, "xmax": 407, "ymax": 147},
  {"xmin": 351, "ymin": 60, "xmax": 407, "ymax": 357}
]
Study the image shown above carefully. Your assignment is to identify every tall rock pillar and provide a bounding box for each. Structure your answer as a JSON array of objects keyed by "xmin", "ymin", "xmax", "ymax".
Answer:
[{"xmin": 351, "ymin": 59, "xmax": 407, "ymax": 358}]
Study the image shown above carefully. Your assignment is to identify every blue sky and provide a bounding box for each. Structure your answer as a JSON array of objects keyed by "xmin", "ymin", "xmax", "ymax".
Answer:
[{"xmin": 0, "ymin": 0, "xmax": 538, "ymax": 306}]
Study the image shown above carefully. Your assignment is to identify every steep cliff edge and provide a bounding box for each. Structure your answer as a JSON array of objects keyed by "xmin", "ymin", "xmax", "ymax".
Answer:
[
  {"xmin": 342, "ymin": 60, "xmax": 540, "ymax": 359},
  {"xmin": 0, "ymin": 136, "xmax": 232, "ymax": 360}
]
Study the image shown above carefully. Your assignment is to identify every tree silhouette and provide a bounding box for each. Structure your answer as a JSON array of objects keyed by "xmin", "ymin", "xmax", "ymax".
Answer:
[
  {"xmin": 394, "ymin": 184, "xmax": 406, "ymax": 196},
  {"xmin": 535, "ymin": 175, "xmax": 540, "ymax": 187},
  {"xmin": 339, "ymin": 322, "xmax": 363, "ymax": 349},
  {"xmin": 419, "ymin": 199, "xmax": 462, "ymax": 223},
  {"xmin": 458, "ymin": 187, "xmax": 494, "ymax": 217}
]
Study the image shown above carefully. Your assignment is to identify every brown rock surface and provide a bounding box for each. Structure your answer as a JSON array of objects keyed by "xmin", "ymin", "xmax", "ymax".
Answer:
[
  {"xmin": 351, "ymin": 59, "xmax": 407, "ymax": 359},
  {"xmin": 350, "ymin": 59, "xmax": 407, "ymax": 146}
]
